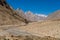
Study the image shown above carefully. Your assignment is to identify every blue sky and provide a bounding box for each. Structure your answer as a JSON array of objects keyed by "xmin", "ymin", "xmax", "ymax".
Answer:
[{"xmin": 6, "ymin": 0, "xmax": 60, "ymax": 15}]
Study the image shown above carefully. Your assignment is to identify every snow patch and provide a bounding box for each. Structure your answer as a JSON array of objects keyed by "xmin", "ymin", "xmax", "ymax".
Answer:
[{"xmin": 35, "ymin": 14, "xmax": 48, "ymax": 17}]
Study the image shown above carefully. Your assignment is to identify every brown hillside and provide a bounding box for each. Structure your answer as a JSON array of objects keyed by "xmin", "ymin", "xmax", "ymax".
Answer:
[
  {"xmin": 47, "ymin": 10, "xmax": 60, "ymax": 20},
  {"xmin": 0, "ymin": 5, "xmax": 27, "ymax": 25}
]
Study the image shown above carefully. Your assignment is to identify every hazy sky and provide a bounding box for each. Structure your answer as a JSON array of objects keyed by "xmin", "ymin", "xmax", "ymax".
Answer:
[{"xmin": 6, "ymin": 0, "xmax": 60, "ymax": 15}]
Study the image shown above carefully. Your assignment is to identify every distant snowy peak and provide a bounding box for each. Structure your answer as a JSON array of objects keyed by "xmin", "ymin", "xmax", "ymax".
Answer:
[
  {"xmin": 26, "ymin": 11, "xmax": 33, "ymax": 13},
  {"xmin": 25, "ymin": 11, "xmax": 47, "ymax": 17},
  {"xmin": 25, "ymin": 11, "xmax": 47, "ymax": 21},
  {"xmin": 35, "ymin": 14, "xmax": 48, "ymax": 17},
  {"xmin": 16, "ymin": 8, "xmax": 24, "ymax": 13},
  {"xmin": 16, "ymin": 9, "xmax": 47, "ymax": 22},
  {"xmin": 25, "ymin": 11, "xmax": 34, "ymax": 15}
]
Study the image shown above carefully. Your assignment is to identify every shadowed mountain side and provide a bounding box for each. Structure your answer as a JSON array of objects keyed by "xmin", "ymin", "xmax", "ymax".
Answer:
[
  {"xmin": 0, "ymin": 0, "xmax": 12, "ymax": 10},
  {"xmin": 0, "ymin": 5, "xmax": 29, "ymax": 25}
]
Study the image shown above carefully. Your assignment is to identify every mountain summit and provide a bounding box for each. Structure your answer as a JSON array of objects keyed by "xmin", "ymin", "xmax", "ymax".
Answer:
[
  {"xmin": 25, "ymin": 11, "xmax": 47, "ymax": 21},
  {"xmin": 16, "ymin": 10, "xmax": 47, "ymax": 22}
]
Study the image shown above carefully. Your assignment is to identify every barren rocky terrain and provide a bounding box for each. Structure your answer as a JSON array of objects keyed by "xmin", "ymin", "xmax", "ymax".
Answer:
[{"xmin": 0, "ymin": 0, "xmax": 60, "ymax": 40}]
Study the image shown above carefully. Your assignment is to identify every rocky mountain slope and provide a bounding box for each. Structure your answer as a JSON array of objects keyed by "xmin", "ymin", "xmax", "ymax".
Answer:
[
  {"xmin": 25, "ymin": 11, "xmax": 47, "ymax": 22},
  {"xmin": 0, "ymin": 4, "xmax": 29, "ymax": 25},
  {"xmin": 16, "ymin": 9, "xmax": 47, "ymax": 22},
  {"xmin": 47, "ymin": 10, "xmax": 60, "ymax": 20},
  {"xmin": 16, "ymin": 8, "xmax": 26, "ymax": 20}
]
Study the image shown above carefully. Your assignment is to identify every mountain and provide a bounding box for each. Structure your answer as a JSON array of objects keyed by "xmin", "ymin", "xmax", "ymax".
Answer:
[
  {"xmin": 25, "ymin": 11, "xmax": 36, "ymax": 21},
  {"xmin": 16, "ymin": 8, "xmax": 26, "ymax": 19},
  {"xmin": 25, "ymin": 11, "xmax": 47, "ymax": 22},
  {"xmin": 0, "ymin": 1, "xmax": 28, "ymax": 25},
  {"xmin": 16, "ymin": 9, "xmax": 47, "ymax": 22},
  {"xmin": 46, "ymin": 10, "xmax": 60, "ymax": 20},
  {"xmin": 0, "ymin": 0, "xmax": 60, "ymax": 40}
]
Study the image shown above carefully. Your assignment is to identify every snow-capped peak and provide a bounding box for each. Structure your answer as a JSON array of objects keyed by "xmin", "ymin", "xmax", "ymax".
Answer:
[{"xmin": 35, "ymin": 13, "xmax": 48, "ymax": 17}]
